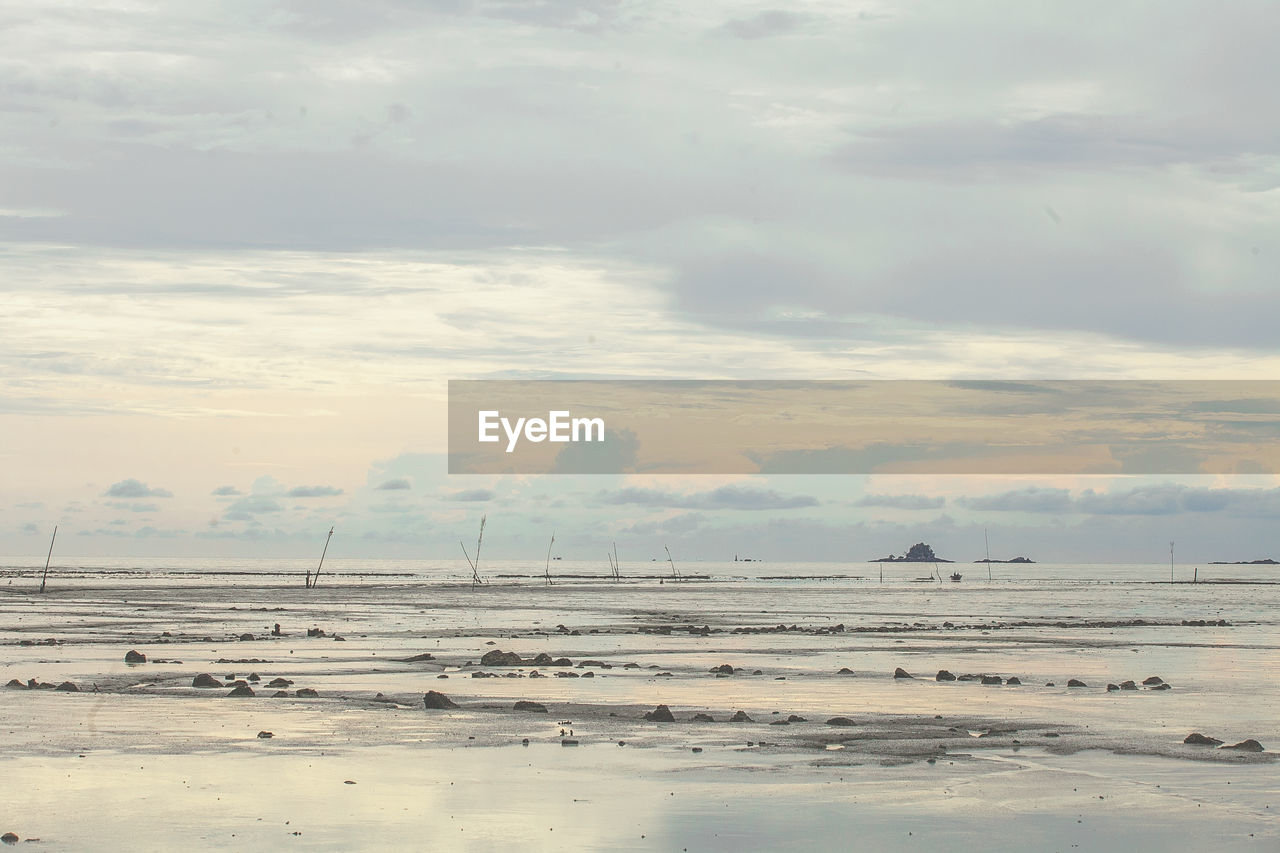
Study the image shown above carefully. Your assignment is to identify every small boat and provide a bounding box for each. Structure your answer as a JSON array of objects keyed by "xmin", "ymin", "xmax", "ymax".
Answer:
[{"xmin": 949, "ymin": 572, "xmax": 962, "ymax": 582}]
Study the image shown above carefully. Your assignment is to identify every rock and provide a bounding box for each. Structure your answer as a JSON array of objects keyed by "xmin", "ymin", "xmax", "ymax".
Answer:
[
  {"xmin": 1221, "ymin": 739, "xmax": 1265, "ymax": 752},
  {"xmin": 1119, "ymin": 680, "xmax": 1138, "ymax": 690},
  {"xmin": 787, "ymin": 715, "xmax": 807, "ymax": 722},
  {"xmin": 1152, "ymin": 683, "xmax": 1172, "ymax": 690},
  {"xmin": 307, "ymin": 628, "xmax": 326, "ymax": 637},
  {"xmin": 1067, "ymin": 679, "xmax": 1087, "ymax": 687},
  {"xmin": 0, "ymin": 833, "xmax": 17, "ymax": 845},
  {"xmin": 1142, "ymin": 676, "xmax": 1164, "ymax": 686},
  {"xmin": 561, "ymin": 739, "xmax": 579, "ymax": 746},
  {"xmin": 1183, "ymin": 733, "xmax": 1223, "ymax": 745},
  {"xmin": 481, "ymin": 649, "xmax": 524, "ymax": 667},
  {"xmin": 239, "ymin": 633, "xmax": 255, "ymax": 641},
  {"xmin": 423, "ymin": 690, "xmax": 459, "ymax": 709},
  {"xmin": 893, "ymin": 667, "xmax": 913, "ymax": 679},
  {"xmin": 124, "ymin": 650, "xmax": 146, "ymax": 664},
  {"xmin": 711, "ymin": 664, "xmax": 734, "ymax": 675},
  {"xmin": 513, "ymin": 700, "xmax": 548, "ymax": 713},
  {"xmin": 192, "ymin": 673, "xmax": 222, "ymax": 688},
  {"xmin": 957, "ymin": 674, "xmax": 979, "ymax": 681},
  {"xmin": 257, "ymin": 731, "xmax": 273, "ymax": 738},
  {"xmin": 1006, "ymin": 676, "xmax": 1022, "ymax": 685},
  {"xmin": 267, "ymin": 677, "xmax": 293, "ymax": 688},
  {"xmin": 690, "ymin": 713, "xmax": 715, "ymax": 722},
  {"xmin": 981, "ymin": 675, "xmax": 1002, "ymax": 685},
  {"xmin": 247, "ymin": 673, "xmax": 260, "ymax": 682},
  {"xmin": 837, "ymin": 667, "xmax": 854, "ymax": 675},
  {"xmin": 826, "ymin": 717, "xmax": 856, "ymax": 727},
  {"xmin": 295, "ymin": 688, "xmax": 319, "ymax": 698},
  {"xmin": 1106, "ymin": 684, "xmax": 1119, "ymax": 692},
  {"xmin": 644, "ymin": 704, "xmax": 676, "ymax": 722},
  {"xmin": 228, "ymin": 685, "xmax": 255, "ymax": 697},
  {"xmin": 5, "ymin": 679, "xmax": 25, "ymax": 688},
  {"xmin": 55, "ymin": 681, "xmax": 78, "ymax": 692},
  {"xmin": 935, "ymin": 670, "xmax": 956, "ymax": 681},
  {"xmin": 729, "ymin": 711, "xmax": 754, "ymax": 723},
  {"xmin": 691, "ymin": 747, "xmax": 703, "ymax": 753},
  {"xmin": 272, "ymin": 690, "xmax": 289, "ymax": 697}
]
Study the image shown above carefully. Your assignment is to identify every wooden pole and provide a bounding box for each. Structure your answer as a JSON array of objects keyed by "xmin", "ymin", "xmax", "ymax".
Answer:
[
  {"xmin": 545, "ymin": 533, "xmax": 555, "ymax": 586},
  {"xmin": 39, "ymin": 526, "xmax": 57, "ymax": 593},
  {"xmin": 665, "ymin": 545, "xmax": 680, "ymax": 581},
  {"xmin": 311, "ymin": 527, "xmax": 333, "ymax": 589}
]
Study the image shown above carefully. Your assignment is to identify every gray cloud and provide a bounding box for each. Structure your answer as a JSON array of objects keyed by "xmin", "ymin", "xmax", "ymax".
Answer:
[
  {"xmin": 960, "ymin": 485, "xmax": 1280, "ymax": 518},
  {"xmin": 212, "ymin": 485, "xmax": 243, "ymax": 496},
  {"xmin": 286, "ymin": 485, "xmax": 344, "ymax": 498},
  {"xmin": 375, "ymin": 478, "xmax": 412, "ymax": 490},
  {"xmin": 714, "ymin": 10, "xmax": 808, "ymax": 40},
  {"xmin": 856, "ymin": 494, "xmax": 946, "ymax": 510},
  {"xmin": 600, "ymin": 485, "xmax": 817, "ymax": 511},
  {"xmin": 104, "ymin": 479, "xmax": 173, "ymax": 498},
  {"xmin": 444, "ymin": 489, "xmax": 494, "ymax": 502}
]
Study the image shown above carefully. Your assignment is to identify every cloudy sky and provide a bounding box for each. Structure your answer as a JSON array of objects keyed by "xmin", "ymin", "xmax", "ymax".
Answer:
[{"xmin": 3, "ymin": 1, "xmax": 1279, "ymax": 562}]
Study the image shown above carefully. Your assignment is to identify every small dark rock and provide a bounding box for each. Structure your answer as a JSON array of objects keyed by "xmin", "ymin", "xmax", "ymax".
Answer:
[
  {"xmin": 272, "ymin": 690, "xmax": 289, "ymax": 697},
  {"xmin": 729, "ymin": 711, "xmax": 754, "ymax": 722},
  {"xmin": 1005, "ymin": 676, "xmax": 1022, "ymax": 685},
  {"xmin": 228, "ymin": 684, "xmax": 255, "ymax": 697},
  {"xmin": 1183, "ymin": 733, "xmax": 1223, "ymax": 746},
  {"xmin": 837, "ymin": 667, "xmax": 854, "ymax": 675},
  {"xmin": 247, "ymin": 673, "xmax": 260, "ymax": 682},
  {"xmin": 1142, "ymin": 676, "xmax": 1164, "ymax": 686},
  {"xmin": 55, "ymin": 681, "xmax": 78, "ymax": 692},
  {"xmin": 124, "ymin": 650, "xmax": 146, "ymax": 664},
  {"xmin": 423, "ymin": 690, "xmax": 459, "ymax": 709},
  {"xmin": 1067, "ymin": 679, "xmax": 1087, "ymax": 688},
  {"xmin": 1106, "ymin": 684, "xmax": 1120, "ymax": 692},
  {"xmin": 1152, "ymin": 683, "xmax": 1172, "ymax": 690},
  {"xmin": 0, "ymin": 832, "xmax": 17, "ymax": 845},
  {"xmin": 981, "ymin": 675, "xmax": 1003, "ymax": 685},
  {"xmin": 267, "ymin": 677, "xmax": 293, "ymax": 688},
  {"xmin": 1220, "ymin": 739, "xmax": 1265, "ymax": 752},
  {"xmin": 4, "ymin": 679, "xmax": 22, "ymax": 689},
  {"xmin": 644, "ymin": 704, "xmax": 676, "ymax": 722},
  {"xmin": 787, "ymin": 715, "xmax": 807, "ymax": 722},
  {"xmin": 1119, "ymin": 680, "xmax": 1138, "ymax": 690},
  {"xmin": 691, "ymin": 747, "xmax": 702, "ymax": 753},
  {"xmin": 893, "ymin": 667, "xmax": 913, "ymax": 679},
  {"xmin": 295, "ymin": 688, "xmax": 318, "ymax": 698},
  {"xmin": 826, "ymin": 717, "xmax": 856, "ymax": 727},
  {"xmin": 690, "ymin": 713, "xmax": 715, "ymax": 722},
  {"xmin": 192, "ymin": 673, "xmax": 222, "ymax": 688},
  {"xmin": 712, "ymin": 664, "xmax": 734, "ymax": 675},
  {"xmin": 514, "ymin": 700, "xmax": 548, "ymax": 713},
  {"xmin": 257, "ymin": 731, "xmax": 273, "ymax": 738},
  {"xmin": 935, "ymin": 670, "xmax": 956, "ymax": 681}
]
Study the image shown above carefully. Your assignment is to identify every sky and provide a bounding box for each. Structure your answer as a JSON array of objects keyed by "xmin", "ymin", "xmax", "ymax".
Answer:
[{"xmin": 3, "ymin": 1, "xmax": 1279, "ymax": 563}]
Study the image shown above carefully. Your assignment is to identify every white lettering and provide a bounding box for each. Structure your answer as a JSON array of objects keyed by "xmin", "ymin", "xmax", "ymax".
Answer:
[
  {"xmin": 572, "ymin": 416, "xmax": 604, "ymax": 442},
  {"xmin": 549, "ymin": 410, "xmax": 570, "ymax": 442},
  {"xmin": 480, "ymin": 411, "xmax": 606, "ymax": 452},
  {"xmin": 478, "ymin": 411, "xmax": 500, "ymax": 442},
  {"xmin": 502, "ymin": 416, "xmax": 526, "ymax": 453}
]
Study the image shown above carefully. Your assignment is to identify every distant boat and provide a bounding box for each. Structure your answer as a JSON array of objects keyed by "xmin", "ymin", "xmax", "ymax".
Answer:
[{"xmin": 949, "ymin": 572, "xmax": 962, "ymax": 582}]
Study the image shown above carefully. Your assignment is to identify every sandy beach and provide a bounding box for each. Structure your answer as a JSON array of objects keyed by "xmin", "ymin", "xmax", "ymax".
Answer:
[{"xmin": 2, "ymin": 559, "xmax": 1276, "ymax": 850}]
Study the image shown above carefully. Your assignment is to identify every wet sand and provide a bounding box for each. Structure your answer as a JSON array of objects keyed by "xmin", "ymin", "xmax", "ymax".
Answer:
[{"xmin": 2, "ymin": 567, "xmax": 1278, "ymax": 850}]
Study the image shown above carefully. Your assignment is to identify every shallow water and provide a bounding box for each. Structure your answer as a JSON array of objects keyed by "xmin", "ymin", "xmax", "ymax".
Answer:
[{"xmin": 1, "ymin": 559, "xmax": 1277, "ymax": 850}]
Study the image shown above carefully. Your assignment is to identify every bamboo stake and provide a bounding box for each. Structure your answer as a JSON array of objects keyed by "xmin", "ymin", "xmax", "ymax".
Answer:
[
  {"xmin": 461, "ymin": 515, "xmax": 487, "ymax": 586},
  {"xmin": 665, "ymin": 545, "xmax": 680, "ymax": 581},
  {"xmin": 310, "ymin": 527, "xmax": 333, "ymax": 589},
  {"xmin": 39, "ymin": 526, "xmax": 57, "ymax": 593},
  {"xmin": 613, "ymin": 542, "xmax": 620, "ymax": 581},
  {"xmin": 544, "ymin": 532, "xmax": 555, "ymax": 586}
]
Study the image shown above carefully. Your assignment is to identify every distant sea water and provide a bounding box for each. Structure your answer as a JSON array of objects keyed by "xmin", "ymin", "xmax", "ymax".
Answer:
[{"xmin": 1, "ymin": 557, "xmax": 1275, "ymax": 588}]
